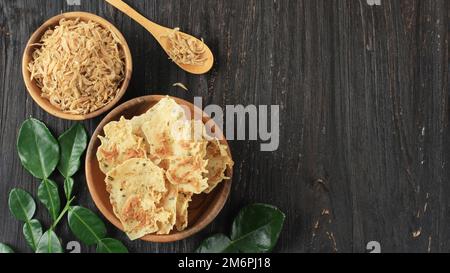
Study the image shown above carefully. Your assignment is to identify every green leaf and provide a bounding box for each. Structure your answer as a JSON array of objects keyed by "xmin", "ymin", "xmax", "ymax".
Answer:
[
  {"xmin": 8, "ymin": 188, "xmax": 35, "ymax": 222},
  {"xmin": 17, "ymin": 118, "xmax": 59, "ymax": 179},
  {"xmin": 96, "ymin": 238, "xmax": 128, "ymax": 253},
  {"xmin": 0, "ymin": 243, "xmax": 14, "ymax": 253},
  {"xmin": 68, "ymin": 206, "xmax": 106, "ymax": 245},
  {"xmin": 63, "ymin": 177, "xmax": 74, "ymax": 200},
  {"xmin": 37, "ymin": 179, "xmax": 61, "ymax": 221},
  {"xmin": 36, "ymin": 230, "xmax": 63, "ymax": 253},
  {"xmin": 195, "ymin": 234, "xmax": 237, "ymax": 253},
  {"xmin": 57, "ymin": 123, "xmax": 87, "ymax": 178},
  {"xmin": 23, "ymin": 219, "xmax": 43, "ymax": 251},
  {"xmin": 230, "ymin": 203, "xmax": 285, "ymax": 253}
]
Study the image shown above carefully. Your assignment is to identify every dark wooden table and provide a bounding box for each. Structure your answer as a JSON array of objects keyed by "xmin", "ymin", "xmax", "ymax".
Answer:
[{"xmin": 0, "ymin": 0, "xmax": 448, "ymax": 253}]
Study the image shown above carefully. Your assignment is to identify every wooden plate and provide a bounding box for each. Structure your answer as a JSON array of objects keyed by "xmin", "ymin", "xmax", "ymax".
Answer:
[
  {"xmin": 22, "ymin": 11, "xmax": 132, "ymax": 120},
  {"xmin": 85, "ymin": 95, "xmax": 233, "ymax": 242}
]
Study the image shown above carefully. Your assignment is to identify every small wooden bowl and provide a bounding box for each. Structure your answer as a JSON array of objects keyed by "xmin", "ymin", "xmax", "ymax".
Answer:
[
  {"xmin": 85, "ymin": 95, "xmax": 233, "ymax": 242},
  {"xmin": 22, "ymin": 12, "xmax": 132, "ymax": 120}
]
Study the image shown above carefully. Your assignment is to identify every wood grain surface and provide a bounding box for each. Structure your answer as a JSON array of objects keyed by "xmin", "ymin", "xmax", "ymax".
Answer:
[{"xmin": 0, "ymin": 0, "xmax": 448, "ymax": 253}]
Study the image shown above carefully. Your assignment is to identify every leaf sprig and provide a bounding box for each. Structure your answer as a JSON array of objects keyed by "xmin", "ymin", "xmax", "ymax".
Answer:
[
  {"xmin": 195, "ymin": 203, "xmax": 285, "ymax": 253},
  {"xmin": 8, "ymin": 188, "xmax": 42, "ymax": 252},
  {"xmin": 0, "ymin": 118, "xmax": 127, "ymax": 253}
]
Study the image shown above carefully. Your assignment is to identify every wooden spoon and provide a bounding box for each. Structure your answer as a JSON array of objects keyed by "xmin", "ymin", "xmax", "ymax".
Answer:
[{"xmin": 106, "ymin": 0, "xmax": 214, "ymax": 74}]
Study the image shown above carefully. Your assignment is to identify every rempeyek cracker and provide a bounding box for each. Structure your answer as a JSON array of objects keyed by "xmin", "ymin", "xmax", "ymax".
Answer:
[
  {"xmin": 97, "ymin": 97, "xmax": 233, "ymax": 239},
  {"xmin": 105, "ymin": 158, "xmax": 167, "ymax": 240},
  {"xmin": 203, "ymin": 139, "xmax": 234, "ymax": 193},
  {"xmin": 155, "ymin": 180, "xmax": 178, "ymax": 234},
  {"xmin": 166, "ymin": 155, "xmax": 209, "ymax": 194},
  {"xmin": 175, "ymin": 192, "xmax": 192, "ymax": 231},
  {"xmin": 97, "ymin": 117, "xmax": 147, "ymax": 174}
]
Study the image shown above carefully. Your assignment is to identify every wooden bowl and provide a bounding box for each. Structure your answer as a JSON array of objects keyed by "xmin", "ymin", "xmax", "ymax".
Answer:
[
  {"xmin": 22, "ymin": 12, "xmax": 132, "ymax": 120},
  {"xmin": 85, "ymin": 95, "xmax": 233, "ymax": 242}
]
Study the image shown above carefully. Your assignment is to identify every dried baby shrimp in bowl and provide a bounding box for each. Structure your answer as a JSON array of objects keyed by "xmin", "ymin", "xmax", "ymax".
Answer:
[{"xmin": 22, "ymin": 12, "xmax": 132, "ymax": 120}]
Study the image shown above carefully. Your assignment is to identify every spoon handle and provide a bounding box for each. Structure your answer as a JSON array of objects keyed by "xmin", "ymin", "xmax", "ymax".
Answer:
[{"xmin": 105, "ymin": 0, "xmax": 163, "ymax": 35}]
